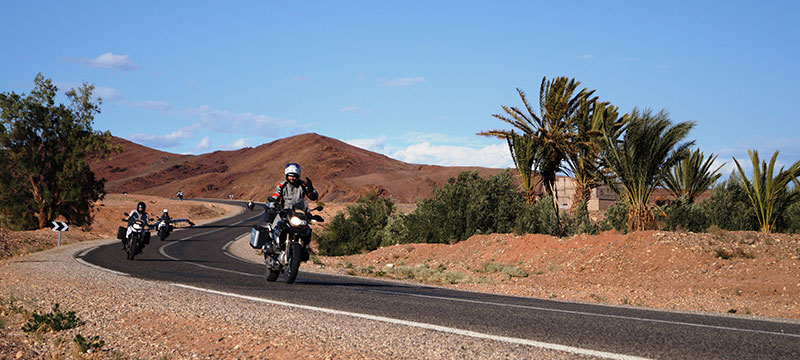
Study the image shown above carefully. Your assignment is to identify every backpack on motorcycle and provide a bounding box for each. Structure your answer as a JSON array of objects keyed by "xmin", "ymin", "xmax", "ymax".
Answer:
[
  {"xmin": 116, "ymin": 226, "xmax": 126, "ymax": 240},
  {"xmin": 250, "ymin": 225, "xmax": 269, "ymax": 249}
]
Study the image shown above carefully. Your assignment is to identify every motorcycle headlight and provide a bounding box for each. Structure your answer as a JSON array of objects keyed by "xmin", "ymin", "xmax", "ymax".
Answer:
[
  {"xmin": 289, "ymin": 216, "xmax": 307, "ymax": 228},
  {"xmin": 133, "ymin": 223, "xmax": 142, "ymax": 230}
]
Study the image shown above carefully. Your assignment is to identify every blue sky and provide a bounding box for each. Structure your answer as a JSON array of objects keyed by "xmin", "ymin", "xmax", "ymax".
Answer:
[{"xmin": 2, "ymin": 1, "xmax": 798, "ymax": 176}]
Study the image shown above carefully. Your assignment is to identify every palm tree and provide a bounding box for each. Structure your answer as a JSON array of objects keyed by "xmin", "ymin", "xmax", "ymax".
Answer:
[
  {"xmin": 563, "ymin": 100, "xmax": 624, "ymax": 210},
  {"xmin": 479, "ymin": 76, "xmax": 595, "ymax": 232},
  {"xmin": 733, "ymin": 150, "xmax": 800, "ymax": 233},
  {"xmin": 599, "ymin": 108, "xmax": 695, "ymax": 231},
  {"xmin": 482, "ymin": 131, "xmax": 541, "ymax": 203},
  {"xmin": 663, "ymin": 149, "xmax": 723, "ymax": 203}
]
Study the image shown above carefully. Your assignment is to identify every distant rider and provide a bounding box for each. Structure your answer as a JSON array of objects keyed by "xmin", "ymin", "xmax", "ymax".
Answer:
[{"xmin": 265, "ymin": 163, "xmax": 319, "ymax": 248}]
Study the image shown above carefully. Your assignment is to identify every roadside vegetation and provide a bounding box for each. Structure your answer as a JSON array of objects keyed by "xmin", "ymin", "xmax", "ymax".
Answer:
[
  {"xmin": 319, "ymin": 75, "xmax": 800, "ymax": 256},
  {"xmin": 0, "ymin": 74, "xmax": 116, "ymax": 231}
]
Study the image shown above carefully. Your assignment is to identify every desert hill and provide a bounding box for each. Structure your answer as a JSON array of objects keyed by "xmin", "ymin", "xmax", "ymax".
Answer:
[{"xmin": 91, "ymin": 133, "xmax": 506, "ymax": 203}]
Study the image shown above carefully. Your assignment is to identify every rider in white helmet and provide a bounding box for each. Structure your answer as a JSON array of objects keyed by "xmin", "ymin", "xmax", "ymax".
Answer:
[{"xmin": 265, "ymin": 163, "xmax": 318, "ymax": 246}]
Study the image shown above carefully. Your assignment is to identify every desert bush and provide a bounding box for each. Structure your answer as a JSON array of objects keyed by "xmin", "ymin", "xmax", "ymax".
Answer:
[
  {"xmin": 562, "ymin": 201, "xmax": 598, "ymax": 236},
  {"xmin": 598, "ymin": 201, "xmax": 629, "ymax": 233},
  {"xmin": 316, "ymin": 192, "xmax": 395, "ymax": 256},
  {"xmin": 658, "ymin": 195, "xmax": 708, "ymax": 232},
  {"xmin": 21, "ymin": 303, "xmax": 79, "ymax": 333},
  {"xmin": 378, "ymin": 213, "xmax": 409, "ymax": 247},
  {"xmin": 74, "ymin": 334, "xmax": 104, "ymax": 353},
  {"xmin": 514, "ymin": 195, "xmax": 557, "ymax": 235},
  {"xmin": 399, "ymin": 171, "xmax": 524, "ymax": 244},
  {"xmin": 701, "ymin": 174, "xmax": 758, "ymax": 231},
  {"xmin": 778, "ymin": 200, "xmax": 800, "ymax": 233}
]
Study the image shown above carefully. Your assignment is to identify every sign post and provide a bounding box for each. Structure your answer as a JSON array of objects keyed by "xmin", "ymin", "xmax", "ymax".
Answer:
[{"xmin": 51, "ymin": 221, "xmax": 69, "ymax": 246}]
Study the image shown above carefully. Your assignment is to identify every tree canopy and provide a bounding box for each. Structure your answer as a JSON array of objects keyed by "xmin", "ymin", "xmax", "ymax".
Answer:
[{"xmin": 0, "ymin": 73, "xmax": 115, "ymax": 230}]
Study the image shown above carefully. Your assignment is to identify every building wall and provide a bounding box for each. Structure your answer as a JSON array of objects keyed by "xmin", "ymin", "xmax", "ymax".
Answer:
[{"xmin": 553, "ymin": 177, "xmax": 618, "ymax": 211}]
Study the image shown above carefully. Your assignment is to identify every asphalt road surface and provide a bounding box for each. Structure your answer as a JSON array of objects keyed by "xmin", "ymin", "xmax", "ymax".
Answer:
[{"xmin": 80, "ymin": 199, "xmax": 800, "ymax": 359}]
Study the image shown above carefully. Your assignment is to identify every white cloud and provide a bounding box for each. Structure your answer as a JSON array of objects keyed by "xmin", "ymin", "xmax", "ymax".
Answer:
[
  {"xmin": 391, "ymin": 142, "xmax": 513, "ymax": 168},
  {"xmin": 618, "ymin": 56, "xmax": 639, "ymax": 62},
  {"xmin": 226, "ymin": 138, "xmax": 250, "ymax": 149},
  {"xmin": 338, "ymin": 105, "xmax": 361, "ymax": 112},
  {"xmin": 577, "ymin": 54, "xmax": 594, "ymax": 60},
  {"xmin": 93, "ymin": 86, "xmax": 124, "ymax": 101},
  {"xmin": 85, "ymin": 52, "xmax": 140, "ymax": 71},
  {"xmin": 125, "ymin": 100, "xmax": 174, "ymax": 112},
  {"xmin": 381, "ymin": 76, "xmax": 427, "ymax": 87},
  {"xmin": 347, "ymin": 136, "xmax": 393, "ymax": 154},
  {"xmin": 194, "ymin": 137, "xmax": 212, "ymax": 153},
  {"xmin": 184, "ymin": 105, "xmax": 302, "ymax": 135},
  {"xmin": 128, "ymin": 124, "xmax": 199, "ymax": 149}
]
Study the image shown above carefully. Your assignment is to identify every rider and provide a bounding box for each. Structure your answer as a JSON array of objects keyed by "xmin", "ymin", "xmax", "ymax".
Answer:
[
  {"xmin": 126, "ymin": 201, "xmax": 150, "ymax": 243},
  {"xmin": 265, "ymin": 163, "xmax": 318, "ymax": 248},
  {"xmin": 159, "ymin": 209, "xmax": 171, "ymax": 223}
]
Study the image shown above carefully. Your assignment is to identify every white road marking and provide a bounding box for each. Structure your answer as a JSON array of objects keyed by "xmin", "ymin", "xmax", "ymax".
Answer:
[
  {"xmin": 74, "ymin": 254, "xmax": 130, "ymax": 277},
  {"xmin": 172, "ymin": 283, "xmax": 649, "ymax": 360},
  {"xmin": 364, "ymin": 289, "xmax": 800, "ymax": 339}
]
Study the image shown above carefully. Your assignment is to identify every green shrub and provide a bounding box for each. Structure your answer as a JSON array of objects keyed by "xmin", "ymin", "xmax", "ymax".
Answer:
[
  {"xmin": 599, "ymin": 201, "xmax": 629, "ymax": 233},
  {"xmin": 514, "ymin": 196, "xmax": 557, "ymax": 235},
  {"xmin": 563, "ymin": 201, "xmax": 598, "ymax": 236},
  {"xmin": 379, "ymin": 213, "xmax": 409, "ymax": 247},
  {"xmin": 658, "ymin": 195, "xmax": 708, "ymax": 232},
  {"xmin": 21, "ymin": 303, "xmax": 79, "ymax": 333},
  {"xmin": 74, "ymin": 334, "xmax": 104, "ymax": 353},
  {"xmin": 779, "ymin": 200, "xmax": 800, "ymax": 233},
  {"xmin": 317, "ymin": 192, "xmax": 395, "ymax": 256},
  {"xmin": 701, "ymin": 173, "xmax": 758, "ymax": 231},
  {"xmin": 399, "ymin": 170, "xmax": 524, "ymax": 244}
]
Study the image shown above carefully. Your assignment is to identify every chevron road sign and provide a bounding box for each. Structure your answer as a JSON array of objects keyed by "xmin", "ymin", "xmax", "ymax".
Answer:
[
  {"xmin": 51, "ymin": 221, "xmax": 68, "ymax": 246},
  {"xmin": 51, "ymin": 221, "xmax": 69, "ymax": 232}
]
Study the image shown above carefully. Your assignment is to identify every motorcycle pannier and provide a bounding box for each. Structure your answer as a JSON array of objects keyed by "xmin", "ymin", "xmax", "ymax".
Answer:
[
  {"xmin": 116, "ymin": 226, "xmax": 126, "ymax": 240},
  {"xmin": 250, "ymin": 225, "xmax": 268, "ymax": 249}
]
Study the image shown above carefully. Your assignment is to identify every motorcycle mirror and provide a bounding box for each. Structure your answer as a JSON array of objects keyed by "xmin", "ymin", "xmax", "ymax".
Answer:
[
  {"xmin": 123, "ymin": 212, "xmax": 129, "ymax": 216},
  {"xmin": 312, "ymin": 206, "xmax": 323, "ymax": 211},
  {"xmin": 312, "ymin": 215, "xmax": 324, "ymax": 222}
]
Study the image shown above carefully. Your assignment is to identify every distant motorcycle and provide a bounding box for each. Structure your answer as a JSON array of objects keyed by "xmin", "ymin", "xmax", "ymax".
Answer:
[
  {"xmin": 176, "ymin": 191, "xmax": 183, "ymax": 200},
  {"xmin": 154, "ymin": 218, "xmax": 173, "ymax": 241},
  {"xmin": 247, "ymin": 200, "xmax": 255, "ymax": 211},
  {"xmin": 120, "ymin": 213, "xmax": 152, "ymax": 260},
  {"xmin": 251, "ymin": 205, "xmax": 324, "ymax": 284}
]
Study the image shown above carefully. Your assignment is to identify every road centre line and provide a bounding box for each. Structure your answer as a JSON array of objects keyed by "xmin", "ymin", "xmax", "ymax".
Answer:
[{"xmin": 171, "ymin": 283, "xmax": 648, "ymax": 360}]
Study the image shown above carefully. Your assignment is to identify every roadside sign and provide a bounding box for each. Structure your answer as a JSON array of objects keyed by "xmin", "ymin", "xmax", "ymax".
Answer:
[
  {"xmin": 51, "ymin": 221, "xmax": 68, "ymax": 246},
  {"xmin": 51, "ymin": 221, "xmax": 69, "ymax": 232}
]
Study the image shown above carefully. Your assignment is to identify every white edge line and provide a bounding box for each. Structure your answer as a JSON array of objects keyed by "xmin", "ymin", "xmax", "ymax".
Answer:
[
  {"xmin": 367, "ymin": 289, "xmax": 800, "ymax": 339},
  {"xmin": 171, "ymin": 283, "xmax": 649, "ymax": 360},
  {"xmin": 74, "ymin": 249, "xmax": 130, "ymax": 277}
]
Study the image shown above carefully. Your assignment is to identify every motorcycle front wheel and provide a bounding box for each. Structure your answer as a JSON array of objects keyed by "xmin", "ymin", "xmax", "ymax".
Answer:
[
  {"xmin": 126, "ymin": 237, "xmax": 138, "ymax": 260},
  {"xmin": 285, "ymin": 242, "xmax": 302, "ymax": 284},
  {"xmin": 265, "ymin": 266, "xmax": 280, "ymax": 282}
]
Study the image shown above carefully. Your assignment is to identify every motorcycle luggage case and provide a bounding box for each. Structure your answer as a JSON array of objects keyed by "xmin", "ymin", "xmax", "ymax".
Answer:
[
  {"xmin": 116, "ymin": 226, "xmax": 126, "ymax": 240},
  {"xmin": 250, "ymin": 225, "xmax": 269, "ymax": 249}
]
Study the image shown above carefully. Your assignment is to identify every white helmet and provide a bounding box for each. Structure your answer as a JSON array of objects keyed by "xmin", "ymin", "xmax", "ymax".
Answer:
[
  {"xmin": 284, "ymin": 163, "xmax": 301, "ymax": 178},
  {"xmin": 163, "ymin": 209, "xmax": 169, "ymax": 214}
]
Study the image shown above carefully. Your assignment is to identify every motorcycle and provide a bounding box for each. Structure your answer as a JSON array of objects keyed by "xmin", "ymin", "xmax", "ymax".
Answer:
[
  {"xmin": 121, "ymin": 213, "xmax": 152, "ymax": 260},
  {"xmin": 247, "ymin": 200, "xmax": 255, "ymax": 211},
  {"xmin": 257, "ymin": 205, "xmax": 324, "ymax": 284},
  {"xmin": 176, "ymin": 191, "xmax": 183, "ymax": 200},
  {"xmin": 154, "ymin": 218, "xmax": 173, "ymax": 241}
]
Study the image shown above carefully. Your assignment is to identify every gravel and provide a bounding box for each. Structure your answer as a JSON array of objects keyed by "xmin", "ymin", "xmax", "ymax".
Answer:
[{"xmin": 0, "ymin": 239, "xmax": 603, "ymax": 359}]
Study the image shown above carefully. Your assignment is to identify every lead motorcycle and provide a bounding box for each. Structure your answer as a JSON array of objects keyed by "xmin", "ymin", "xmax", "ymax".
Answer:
[
  {"xmin": 252, "ymin": 205, "xmax": 324, "ymax": 284},
  {"xmin": 120, "ymin": 213, "xmax": 152, "ymax": 260}
]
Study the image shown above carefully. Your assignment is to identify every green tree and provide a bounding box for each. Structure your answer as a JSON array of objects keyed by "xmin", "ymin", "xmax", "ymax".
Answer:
[
  {"xmin": 599, "ymin": 108, "xmax": 694, "ymax": 231},
  {"xmin": 663, "ymin": 148, "xmax": 723, "ymax": 203},
  {"xmin": 0, "ymin": 73, "xmax": 115, "ymax": 230},
  {"xmin": 563, "ymin": 100, "xmax": 624, "ymax": 211},
  {"xmin": 701, "ymin": 172, "xmax": 758, "ymax": 231},
  {"xmin": 316, "ymin": 192, "xmax": 395, "ymax": 255},
  {"xmin": 479, "ymin": 77, "xmax": 596, "ymax": 232},
  {"xmin": 733, "ymin": 150, "xmax": 800, "ymax": 233}
]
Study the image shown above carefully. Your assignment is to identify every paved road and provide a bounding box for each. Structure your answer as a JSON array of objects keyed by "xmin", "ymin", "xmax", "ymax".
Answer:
[{"xmin": 80, "ymin": 199, "xmax": 800, "ymax": 359}]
